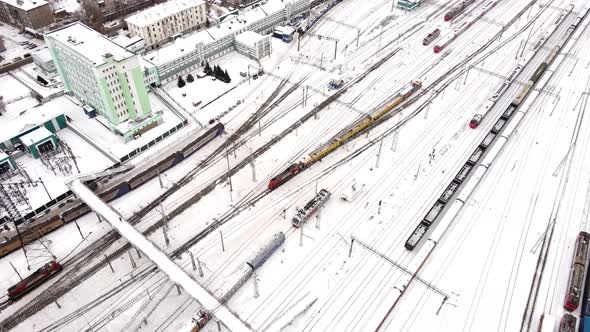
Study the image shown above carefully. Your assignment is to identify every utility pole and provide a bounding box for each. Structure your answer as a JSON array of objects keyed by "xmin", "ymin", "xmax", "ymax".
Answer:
[
  {"xmin": 74, "ymin": 220, "xmax": 84, "ymax": 240},
  {"xmin": 376, "ymin": 137, "xmax": 383, "ymax": 168},
  {"xmin": 190, "ymin": 251, "xmax": 196, "ymax": 271},
  {"xmin": 250, "ymin": 159, "xmax": 257, "ymax": 182},
  {"xmin": 299, "ymin": 226, "xmax": 304, "ymax": 247},
  {"xmin": 253, "ymin": 271, "xmax": 259, "ymax": 298},
  {"xmin": 10, "ymin": 261, "xmax": 22, "ymax": 281},
  {"xmin": 39, "ymin": 177, "xmax": 51, "ymax": 200},
  {"xmin": 197, "ymin": 257, "xmax": 204, "ymax": 277},
  {"xmin": 128, "ymin": 250, "xmax": 137, "ymax": 269},
  {"xmin": 334, "ymin": 40, "xmax": 338, "ymax": 60},
  {"xmin": 226, "ymin": 150, "xmax": 233, "ymax": 201},
  {"xmin": 356, "ymin": 29, "xmax": 360, "ymax": 47},
  {"xmin": 105, "ymin": 254, "xmax": 115, "ymax": 273},
  {"xmin": 220, "ymin": 230, "xmax": 225, "ymax": 252},
  {"xmin": 157, "ymin": 169, "xmax": 163, "ymax": 189},
  {"xmin": 391, "ymin": 130, "xmax": 399, "ymax": 152}
]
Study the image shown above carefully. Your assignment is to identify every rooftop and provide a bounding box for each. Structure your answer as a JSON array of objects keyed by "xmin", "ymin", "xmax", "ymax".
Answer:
[
  {"xmin": 32, "ymin": 47, "xmax": 53, "ymax": 63},
  {"xmin": 46, "ymin": 22, "xmax": 134, "ymax": 67},
  {"xmin": 19, "ymin": 126, "xmax": 53, "ymax": 145},
  {"xmin": 0, "ymin": 150, "xmax": 8, "ymax": 160},
  {"xmin": 146, "ymin": 0, "xmax": 295, "ymax": 66},
  {"xmin": 125, "ymin": 0, "xmax": 206, "ymax": 28},
  {"xmin": 235, "ymin": 30, "xmax": 266, "ymax": 48},
  {"xmin": 0, "ymin": 0, "xmax": 48, "ymax": 11}
]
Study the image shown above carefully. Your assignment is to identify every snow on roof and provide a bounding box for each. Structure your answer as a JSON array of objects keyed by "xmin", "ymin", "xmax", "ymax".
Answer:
[
  {"xmin": 0, "ymin": 0, "xmax": 48, "ymax": 11},
  {"xmin": 0, "ymin": 150, "xmax": 8, "ymax": 160},
  {"xmin": 46, "ymin": 22, "xmax": 134, "ymax": 67},
  {"xmin": 19, "ymin": 126, "xmax": 53, "ymax": 145},
  {"xmin": 32, "ymin": 47, "xmax": 52, "ymax": 62},
  {"xmin": 147, "ymin": 0, "xmax": 294, "ymax": 66},
  {"xmin": 125, "ymin": 0, "xmax": 205, "ymax": 28},
  {"xmin": 235, "ymin": 30, "xmax": 265, "ymax": 48},
  {"xmin": 0, "ymin": 97, "xmax": 68, "ymax": 144}
]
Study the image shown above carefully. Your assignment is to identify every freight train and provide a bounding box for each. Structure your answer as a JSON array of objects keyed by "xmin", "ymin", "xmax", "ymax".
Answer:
[
  {"xmin": 405, "ymin": 12, "xmax": 579, "ymax": 250},
  {"xmin": 7, "ymin": 261, "xmax": 62, "ymax": 301},
  {"xmin": 444, "ymin": 0, "xmax": 477, "ymax": 21},
  {"xmin": 292, "ymin": 189, "xmax": 331, "ymax": 227},
  {"xmin": 434, "ymin": 0, "xmax": 500, "ymax": 54},
  {"xmin": 564, "ymin": 231, "xmax": 590, "ymax": 311},
  {"xmin": 0, "ymin": 123, "xmax": 225, "ymax": 258},
  {"xmin": 268, "ymin": 81, "xmax": 422, "ymax": 190}
]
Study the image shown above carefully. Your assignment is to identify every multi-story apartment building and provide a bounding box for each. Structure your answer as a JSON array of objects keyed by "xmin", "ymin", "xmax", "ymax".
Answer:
[
  {"xmin": 126, "ymin": 0, "xmax": 207, "ymax": 49},
  {"xmin": 45, "ymin": 23, "xmax": 159, "ymax": 140},
  {"xmin": 0, "ymin": 0, "xmax": 54, "ymax": 30}
]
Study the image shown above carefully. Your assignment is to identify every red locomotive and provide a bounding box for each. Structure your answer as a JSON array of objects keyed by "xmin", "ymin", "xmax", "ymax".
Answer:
[
  {"xmin": 268, "ymin": 163, "xmax": 304, "ymax": 190},
  {"xmin": 7, "ymin": 261, "xmax": 62, "ymax": 301}
]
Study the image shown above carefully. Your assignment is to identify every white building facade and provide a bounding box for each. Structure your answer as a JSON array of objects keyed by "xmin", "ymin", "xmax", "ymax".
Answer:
[
  {"xmin": 235, "ymin": 31, "xmax": 272, "ymax": 59},
  {"xmin": 147, "ymin": 0, "xmax": 309, "ymax": 82},
  {"xmin": 126, "ymin": 0, "xmax": 207, "ymax": 49}
]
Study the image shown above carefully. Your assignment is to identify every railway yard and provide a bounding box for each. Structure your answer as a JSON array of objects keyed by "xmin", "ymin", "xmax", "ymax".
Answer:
[{"xmin": 2, "ymin": 0, "xmax": 590, "ymax": 331}]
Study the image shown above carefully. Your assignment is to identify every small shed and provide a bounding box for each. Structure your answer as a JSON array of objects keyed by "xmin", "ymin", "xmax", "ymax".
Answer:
[
  {"xmin": 0, "ymin": 150, "xmax": 16, "ymax": 175},
  {"xmin": 19, "ymin": 127, "xmax": 58, "ymax": 159}
]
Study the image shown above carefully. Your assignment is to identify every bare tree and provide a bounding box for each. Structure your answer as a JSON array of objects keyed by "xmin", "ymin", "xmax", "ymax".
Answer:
[{"xmin": 80, "ymin": 0, "xmax": 104, "ymax": 33}]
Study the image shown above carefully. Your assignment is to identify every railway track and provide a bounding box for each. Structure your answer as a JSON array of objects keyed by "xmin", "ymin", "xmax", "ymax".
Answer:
[
  {"xmin": 0, "ymin": 76, "xmax": 296, "ymax": 330},
  {"xmin": 0, "ymin": 2, "xmax": 501, "ymax": 329}
]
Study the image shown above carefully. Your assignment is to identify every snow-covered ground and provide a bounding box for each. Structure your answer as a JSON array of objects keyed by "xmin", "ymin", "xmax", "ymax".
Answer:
[
  {"xmin": 0, "ymin": 23, "xmax": 46, "ymax": 62},
  {"xmin": 2, "ymin": 0, "xmax": 590, "ymax": 331}
]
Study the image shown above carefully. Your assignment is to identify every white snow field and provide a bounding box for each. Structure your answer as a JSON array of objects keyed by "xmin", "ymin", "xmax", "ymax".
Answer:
[{"xmin": 1, "ymin": 0, "xmax": 590, "ymax": 331}]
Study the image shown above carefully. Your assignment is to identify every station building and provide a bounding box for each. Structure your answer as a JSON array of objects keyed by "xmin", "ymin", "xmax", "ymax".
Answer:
[
  {"xmin": 0, "ymin": 107, "xmax": 66, "ymax": 157},
  {"xmin": 235, "ymin": 31, "xmax": 272, "ymax": 59},
  {"xmin": 0, "ymin": 150, "xmax": 16, "ymax": 175},
  {"xmin": 19, "ymin": 127, "xmax": 58, "ymax": 159},
  {"xmin": 126, "ymin": 0, "xmax": 207, "ymax": 49},
  {"xmin": 45, "ymin": 23, "xmax": 161, "ymax": 140},
  {"xmin": 146, "ymin": 0, "xmax": 309, "ymax": 82}
]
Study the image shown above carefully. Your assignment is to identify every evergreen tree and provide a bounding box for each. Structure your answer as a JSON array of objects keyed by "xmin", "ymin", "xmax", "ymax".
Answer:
[
  {"xmin": 177, "ymin": 75, "xmax": 186, "ymax": 88},
  {"xmin": 186, "ymin": 73, "xmax": 194, "ymax": 83},
  {"xmin": 224, "ymin": 69, "xmax": 231, "ymax": 83},
  {"xmin": 204, "ymin": 62, "xmax": 212, "ymax": 75}
]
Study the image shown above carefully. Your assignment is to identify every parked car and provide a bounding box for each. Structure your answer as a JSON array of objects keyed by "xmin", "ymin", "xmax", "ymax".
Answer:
[
  {"xmin": 13, "ymin": 56, "xmax": 22, "ymax": 62},
  {"xmin": 253, "ymin": 74, "xmax": 259, "ymax": 80}
]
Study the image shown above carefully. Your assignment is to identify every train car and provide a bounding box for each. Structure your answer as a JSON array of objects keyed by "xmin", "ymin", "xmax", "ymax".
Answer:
[
  {"xmin": 181, "ymin": 123, "xmax": 224, "ymax": 157},
  {"xmin": 292, "ymin": 189, "xmax": 331, "ymax": 227},
  {"xmin": 423, "ymin": 29, "xmax": 440, "ymax": 46},
  {"xmin": 247, "ymin": 232, "xmax": 286, "ymax": 270},
  {"xmin": 405, "ymin": 222, "xmax": 429, "ymax": 250},
  {"xmin": 7, "ymin": 261, "xmax": 62, "ymax": 300},
  {"xmin": 559, "ymin": 313, "xmax": 576, "ymax": 332},
  {"xmin": 435, "ymin": 0, "xmax": 499, "ymax": 53},
  {"xmin": 444, "ymin": 0, "xmax": 477, "ymax": 21},
  {"xmin": 564, "ymin": 231, "xmax": 590, "ymax": 311}
]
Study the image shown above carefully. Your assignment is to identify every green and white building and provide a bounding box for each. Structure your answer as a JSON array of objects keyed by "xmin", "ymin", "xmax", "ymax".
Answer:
[
  {"xmin": 45, "ymin": 23, "xmax": 160, "ymax": 139},
  {"xmin": 396, "ymin": 0, "xmax": 421, "ymax": 10}
]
